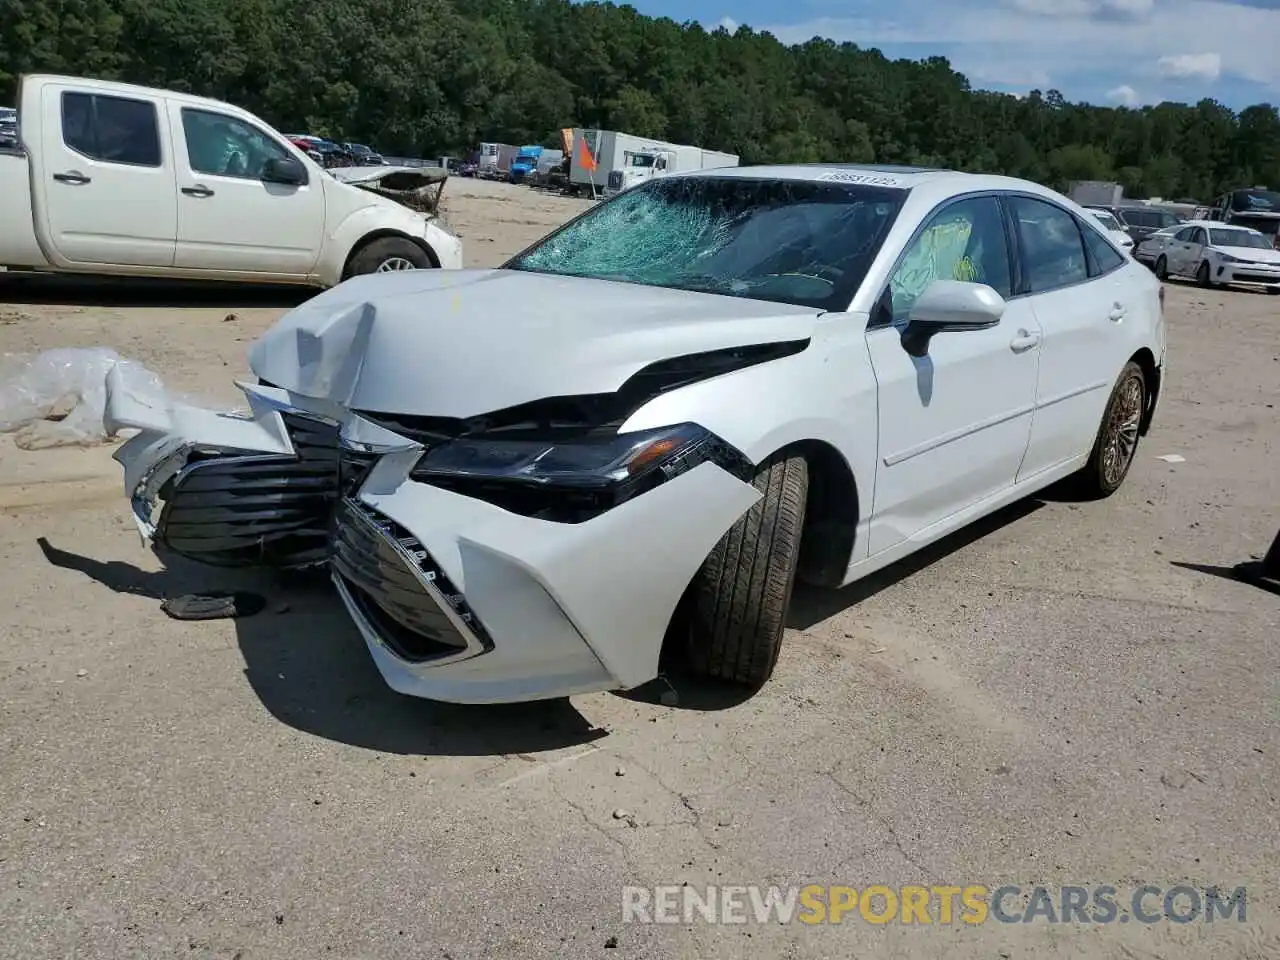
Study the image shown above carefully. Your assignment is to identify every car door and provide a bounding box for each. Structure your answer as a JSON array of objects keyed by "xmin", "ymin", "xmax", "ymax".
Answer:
[
  {"xmin": 864, "ymin": 194, "xmax": 1042, "ymax": 555},
  {"xmin": 1165, "ymin": 226, "xmax": 1197, "ymax": 275},
  {"xmin": 1184, "ymin": 227, "xmax": 1209, "ymax": 276},
  {"xmin": 36, "ymin": 85, "xmax": 176, "ymax": 267},
  {"xmin": 168, "ymin": 102, "xmax": 325, "ymax": 276},
  {"xmin": 1009, "ymin": 195, "xmax": 1130, "ymax": 481}
]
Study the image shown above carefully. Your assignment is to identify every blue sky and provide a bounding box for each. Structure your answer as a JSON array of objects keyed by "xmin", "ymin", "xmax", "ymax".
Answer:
[{"xmin": 623, "ymin": 0, "xmax": 1280, "ymax": 110}]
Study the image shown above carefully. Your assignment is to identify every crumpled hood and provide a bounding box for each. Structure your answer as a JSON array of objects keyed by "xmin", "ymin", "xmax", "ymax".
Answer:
[{"xmin": 248, "ymin": 269, "xmax": 820, "ymax": 418}]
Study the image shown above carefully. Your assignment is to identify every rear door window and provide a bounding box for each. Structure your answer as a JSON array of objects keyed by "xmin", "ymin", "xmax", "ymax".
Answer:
[
  {"xmin": 60, "ymin": 91, "xmax": 162, "ymax": 167},
  {"xmin": 1081, "ymin": 222, "xmax": 1127, "ymax": 276},
  {"xmin": 1009, "ymin": 195, "xmax": 1088, "ymax": 293}
]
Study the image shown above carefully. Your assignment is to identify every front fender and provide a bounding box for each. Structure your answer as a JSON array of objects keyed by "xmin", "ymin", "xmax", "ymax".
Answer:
[
  {"xmin": 316, "ymin": 201, "xmax": 432, "ymax": 286},
  {"xmin": 619, "ymin": 327, "xmax": 877, "ymax": 564}
]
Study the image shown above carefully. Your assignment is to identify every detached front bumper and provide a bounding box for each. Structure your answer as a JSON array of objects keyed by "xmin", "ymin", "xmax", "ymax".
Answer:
[{"xmin": 108, "ymin": 379, "xmax": 760, "ymax": 703}]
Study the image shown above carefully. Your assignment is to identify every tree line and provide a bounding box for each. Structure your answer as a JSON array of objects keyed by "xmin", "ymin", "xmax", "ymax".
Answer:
[{"xmin": 2, "ymin": 0, "xmax": 1279, "ymax": 200}]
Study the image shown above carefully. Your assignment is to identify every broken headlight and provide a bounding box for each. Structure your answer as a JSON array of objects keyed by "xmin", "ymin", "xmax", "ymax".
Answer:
[{"xmin": 410, "ymin": 423, "xmax": 751, "ymax": 523}]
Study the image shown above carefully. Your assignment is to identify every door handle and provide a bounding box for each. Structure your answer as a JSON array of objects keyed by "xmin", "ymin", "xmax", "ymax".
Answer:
[
  {"xmin": 1109, "ymin": 303, "xmax": 1127, "ymax": 322},
  {"xmin": 181, "ymin": 185, "xmax": 215, "ymax": 198},
  {"xmin": 1009, "ymin": 330, "xmax": 1040, "ymax": 352},
  {"xmin": 52, "ymin": 171, "xmax": 91, "ymax": 184}
]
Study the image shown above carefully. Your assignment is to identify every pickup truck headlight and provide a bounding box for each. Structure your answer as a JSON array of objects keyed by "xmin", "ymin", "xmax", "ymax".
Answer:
[{"xmin": 410, "ymin": 423, "xmax": 751, "ymax": 522}]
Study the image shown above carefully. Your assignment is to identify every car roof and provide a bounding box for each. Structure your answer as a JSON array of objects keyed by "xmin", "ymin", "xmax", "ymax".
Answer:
[
  {"xmin": 677, "ymin": 163, "xmax": 1080, "ymax": 201},
  {"xmin": 1178, "ymin": 219, "xmax": 1262, "ymax": 232}
]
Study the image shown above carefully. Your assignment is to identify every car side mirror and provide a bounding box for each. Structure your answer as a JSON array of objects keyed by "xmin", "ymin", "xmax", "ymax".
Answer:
[
  {"xmin": 901, "ymin": 279, "xmax": 1006, "ymax": 358},
  {"xmin": 262, "ymin": 156, "xmax": 307, "ymax": 185}
]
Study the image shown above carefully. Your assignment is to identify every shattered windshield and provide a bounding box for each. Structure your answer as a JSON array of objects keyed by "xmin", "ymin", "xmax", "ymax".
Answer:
[{"xmin": 506, "ymin": 176, "xmax": 907, "ymax": 310}]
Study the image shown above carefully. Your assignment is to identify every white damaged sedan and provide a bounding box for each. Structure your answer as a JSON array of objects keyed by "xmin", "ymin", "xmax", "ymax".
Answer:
[{"xmin": 108, "ymin": 164, "xmax": 1167, "ymax": 704}]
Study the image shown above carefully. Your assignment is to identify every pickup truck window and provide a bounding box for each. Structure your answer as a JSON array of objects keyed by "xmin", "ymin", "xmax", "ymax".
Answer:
[
  {"xmin": 180, "ymin": 108, "xmax": 293, "ymax": 181},
  {"xmin": 61, "ymin": 92, "xmax": 161, "ymax": 167}
]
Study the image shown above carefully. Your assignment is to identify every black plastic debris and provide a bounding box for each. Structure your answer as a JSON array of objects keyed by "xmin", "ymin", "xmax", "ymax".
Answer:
[{"xmin": 160, "ymin": 591, "xmax": 267, "ymax": 621}]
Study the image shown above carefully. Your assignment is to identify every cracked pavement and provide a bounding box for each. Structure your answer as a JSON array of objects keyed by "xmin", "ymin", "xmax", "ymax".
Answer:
[{"xmin": 1, "ymin": 180, "xmax": 1278, "ymax": 958}]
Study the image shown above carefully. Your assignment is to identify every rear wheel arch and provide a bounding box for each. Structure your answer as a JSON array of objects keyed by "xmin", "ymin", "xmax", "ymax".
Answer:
[{"xmin": 1129, "ymin": 347, "xmax": 1159, "ymax": 436}]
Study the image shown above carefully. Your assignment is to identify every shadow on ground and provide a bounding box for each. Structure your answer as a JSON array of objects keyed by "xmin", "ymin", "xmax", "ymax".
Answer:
[
  {"xmin": 1, "ymin": 274, "xmax": 314, "ymax": 309},
  {"xmin": 36, "ymin": 537, "xmax": 606, "ymax": 757},
  {"xmin": 1170, "ymin": 560, "xmax": 1280, "ymax": 598},
  {"xmin": 788, "ymin": 498, "xmax": 1044, "ymax": 630},
  {"xmin": 624, "ymin": 495, "xmax": 1052, "ymax": 712}
]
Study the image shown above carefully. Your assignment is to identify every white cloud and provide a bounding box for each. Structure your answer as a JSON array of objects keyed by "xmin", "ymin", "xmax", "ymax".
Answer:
[
  {"xmin": 1008, "ymin": 0, "xmax": 1155, "ymax": 19},
  {"xmin": 1106, "ymin": 83, "xmax": 1141, "ymax": 106},
  {"xmin": 761, "ymin": 0, "xmax": 1280, "ymax": 95},
  {"xmin": 718, "ymin": 16, "xmax": 739, "ymax": 31},
  {"xmin": 1158, "ymin": 52, "xmax": 1222, "ymax": 80}
]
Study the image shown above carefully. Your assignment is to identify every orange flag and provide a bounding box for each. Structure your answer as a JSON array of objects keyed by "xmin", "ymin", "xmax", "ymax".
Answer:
[{"xmin": 576, "ymin": 135, "xmax": 597, "ymax": 172}]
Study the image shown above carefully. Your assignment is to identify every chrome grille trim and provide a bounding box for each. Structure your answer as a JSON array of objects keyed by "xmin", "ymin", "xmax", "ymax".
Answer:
[{"xmin": 331, "ymin": 497, "xmax": 491, "ymax": 664}]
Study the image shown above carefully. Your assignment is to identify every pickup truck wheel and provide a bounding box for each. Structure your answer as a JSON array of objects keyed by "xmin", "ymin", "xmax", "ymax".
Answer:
[
  {"xmin": 345, "ymin": 237, "xmax": 432, "ymax": 278},
  {"xmin": 685, "ymin": 453, "xmax": 808, "ymax": 688},
  {"xmin": 1074, "ymin": 361, "xmax": 1146, "ymax": 499}
]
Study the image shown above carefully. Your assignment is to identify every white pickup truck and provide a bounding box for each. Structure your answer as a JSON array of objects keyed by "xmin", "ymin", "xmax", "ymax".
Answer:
[{"xmin": 0, "ymin": 75, "xmax": 463, "ymax": 287}]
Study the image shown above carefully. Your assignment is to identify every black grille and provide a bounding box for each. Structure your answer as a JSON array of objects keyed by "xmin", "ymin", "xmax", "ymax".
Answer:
[
  {"xmin": 331, "ymin": 498, "xmax": 489, "ymax": 662},
  {"xmin": 157, "ymin": 413, "xmax": 384, "ymax": 568},
  {"xmin": 607, "ymin": 170, "xmax": 623, "ymax": 191},
  {"xmin": 1232, "ymin": 271, "xmax": 1280, "ymax": 284}
]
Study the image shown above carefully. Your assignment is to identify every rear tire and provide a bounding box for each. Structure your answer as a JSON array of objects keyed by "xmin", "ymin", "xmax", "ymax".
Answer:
[
  {"xmin": 344, "ymin": 237, "xmax": 432, "ymax": 278},
  {"xmin": 1074, "ymin": 361, "xmax": 1146, "ymax": 499},
  {"xmin": 1154, "ymin": 255, "xmax": 1168, "ymax": 281},
  {"xmin": 686, "ymin": 454, "xmax": 808, "ymax": 688}
]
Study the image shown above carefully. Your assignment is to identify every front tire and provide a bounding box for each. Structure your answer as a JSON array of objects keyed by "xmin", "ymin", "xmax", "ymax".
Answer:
[
  {"xmin": 686, "ymin": 454, "xmax": 808, "ymax": 687},
  {"xmin": 345, "ymin": 237, "xmax": 432, "ymax": 278},
  {"xmin": 1196, "ymin": 260, "xmax": 1214, "ymax": 288},
  {"xmin": 1076, "ymin": 361, "xmax": 1146, "ymax": 499},
  {"xmin": 1154, "ymin": 255, "xmax": 1168, "ymax": 281}
]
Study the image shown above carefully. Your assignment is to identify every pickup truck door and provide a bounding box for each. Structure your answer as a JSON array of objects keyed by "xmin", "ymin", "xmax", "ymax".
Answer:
[
  {"xmin": 864, "ymin": 194, "xmax": 1040, "ymax": 555},
  {"xmin": 167, "ymin": 102, "xmax": 325, "ymax": 276},
  {"xmin": 36, "ymin": 84, "xmax": 177, "ymax": 266}
]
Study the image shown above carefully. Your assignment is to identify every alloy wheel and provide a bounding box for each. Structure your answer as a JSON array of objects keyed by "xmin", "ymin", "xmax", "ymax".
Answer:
[
  {"xmin": 376, "ymin": 257, "xmax": 419, "ymax": 272},
  {"xmin": 1101, "ymin": 374, "xmax": 1143, "ymax": 488}
]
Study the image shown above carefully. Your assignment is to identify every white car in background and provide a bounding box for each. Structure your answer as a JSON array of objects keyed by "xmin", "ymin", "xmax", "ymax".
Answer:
[
  {"xmin": 1088, "ymin": 208, "xmax": 1135, "ymax": 254},
  {"xmin": 107, "ymin": 165, "xmax": 1167, "ymax": 704},
  {"xmin": 1133, "ymin": 225, "xmax": 1181, "ymax": 268},
  {"xmin": 1148, "ymin": 220, "xmax": 1280, "ymax": 292}
]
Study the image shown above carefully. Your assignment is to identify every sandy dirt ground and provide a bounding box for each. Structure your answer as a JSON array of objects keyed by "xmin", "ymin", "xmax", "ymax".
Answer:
[{"xmin": 1, "ymin": 177, "xmax": 1278, "ymax": 959}]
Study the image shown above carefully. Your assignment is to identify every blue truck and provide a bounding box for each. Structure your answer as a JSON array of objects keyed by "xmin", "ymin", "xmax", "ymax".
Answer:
[{"xmin": 508, "ymin": 144, "xmax": 543, "ymax": 183}]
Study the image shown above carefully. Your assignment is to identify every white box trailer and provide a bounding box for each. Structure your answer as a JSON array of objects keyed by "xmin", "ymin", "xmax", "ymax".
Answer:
[
  {"xmin": 568, "ymin": 129, "xmax": 739, "ymax": 195},
  {"xmin": 477, "ymin": 142, "xmax": 519, "ymax": 179}
]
